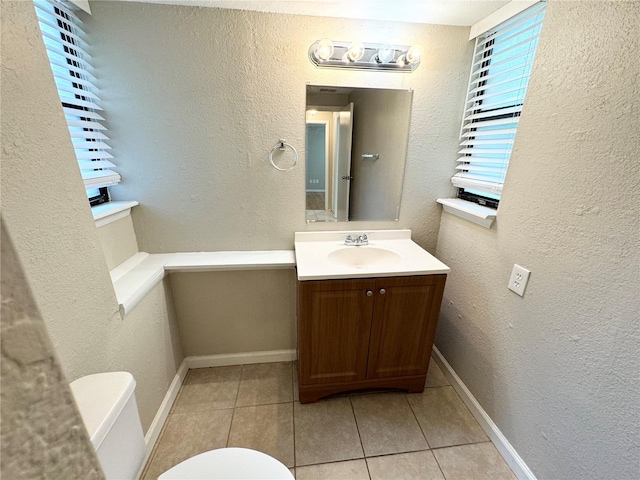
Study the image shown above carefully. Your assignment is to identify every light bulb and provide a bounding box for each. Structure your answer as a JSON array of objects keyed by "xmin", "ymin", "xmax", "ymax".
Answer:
[
  {"xmin": 347, "ymin": 42, "xmax": 365, "ymax": 62},
  {"xmin": 406, "ymin": 45, "xmax": 422, "ymax": 65},
  {"xmin": 376, "ymin": 45, "xmax": 395, "ymax": 64},
  {"xmin": 316, "ymin": 39, "xmax": 334, "ymax": 61}
]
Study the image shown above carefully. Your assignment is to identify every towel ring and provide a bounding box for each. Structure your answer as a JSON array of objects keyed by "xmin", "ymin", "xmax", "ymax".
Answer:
[{"xmin": 269, "ymin": 139, "xmax": 298, "ymax": 172}]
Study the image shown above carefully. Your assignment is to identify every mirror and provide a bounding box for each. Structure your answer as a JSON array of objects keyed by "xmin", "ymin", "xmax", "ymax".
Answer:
[{"xmin": 305, "ymin": 85, "xmax": 413, "ymax": 222}]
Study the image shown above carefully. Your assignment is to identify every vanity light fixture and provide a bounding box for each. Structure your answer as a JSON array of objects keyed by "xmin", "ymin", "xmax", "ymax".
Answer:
[{"xmin": 309, "ymin": 40, "xmax": 422, "ymax": 72}]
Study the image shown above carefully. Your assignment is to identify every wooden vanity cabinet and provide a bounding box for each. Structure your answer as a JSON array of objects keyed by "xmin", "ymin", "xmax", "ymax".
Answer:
[{"xmin": 297, "ymin": 274, "xmax": 446, "ymax": 403}]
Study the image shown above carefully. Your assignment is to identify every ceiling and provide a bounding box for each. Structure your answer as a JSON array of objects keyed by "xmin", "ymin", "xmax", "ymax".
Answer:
[{"xmin": 119, "ymin": 0, "xmax": 512, "ymax": 26}]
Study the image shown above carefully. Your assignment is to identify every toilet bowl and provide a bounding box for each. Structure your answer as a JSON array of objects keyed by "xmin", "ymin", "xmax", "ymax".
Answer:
[
  {"xmin": 159, "ymin": 448, "xmax": 293, "ymax": 479},
  {"xmin": 70, "ymin": 372, "xmax": 293, "ymax": 480}
]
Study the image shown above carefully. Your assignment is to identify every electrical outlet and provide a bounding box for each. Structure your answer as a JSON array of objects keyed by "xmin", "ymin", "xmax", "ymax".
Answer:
[{"xmin": 508, "ymin": 264, "xmax": 531, "ymax": 297}]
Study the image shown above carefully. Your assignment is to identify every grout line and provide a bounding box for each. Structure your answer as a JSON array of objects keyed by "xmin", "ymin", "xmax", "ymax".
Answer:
[
  {"xmin": 365, "ymin": 448, "xmax": 433, "ymax": 463},
  {"xmin": 234, "ymin": 364, "xmax": 246, "ymax": 409},
  {"xmin": 348, "ymin": 396, "xmax": 371, "ymax": 479},
  {"xmin": 224, "ymin": 407, "xmax": 235, "ymax": 449},
  {"xmin": 225, "ymin": 369, "xmax": 243, "ymax": 448},
  {"xmin": 404, "ymin": 392, "xmax": 432, "ymax": 449},
  {"xmin": 430, "ymin": 440, "xmax": 493, "ymax": 451},
  {"xmin": 430, "ymin": 447, "xmax": 449, "ymax": 480},
  {"xmin": 291, "ymin": 362, "xmax": 297, "ymax": 469}
]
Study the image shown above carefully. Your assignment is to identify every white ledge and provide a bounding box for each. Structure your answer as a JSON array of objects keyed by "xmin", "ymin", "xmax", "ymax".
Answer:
[
  {"xmin": 92, "ymin": 201, "xmax": 139, "ymax": 228},
  {"xmin": 437, "ymin": 198, "xmax": 496, "ymax": 229},
  {"xmin": 111, "ymin": 253, "xmax": 174, "ymax": 317},
  {"xmin": 165, "ymin": 250, "xmax": 296, "ymax": 272},
  {"xmin": 111, "ymin": 250, "xmax": 296, "ymax": 317}
]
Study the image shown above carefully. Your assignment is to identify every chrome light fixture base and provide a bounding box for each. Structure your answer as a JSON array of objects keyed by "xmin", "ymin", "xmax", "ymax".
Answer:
[{"xmin": 309, "ymin": 40, "xmax": 421, "ymax": 72}]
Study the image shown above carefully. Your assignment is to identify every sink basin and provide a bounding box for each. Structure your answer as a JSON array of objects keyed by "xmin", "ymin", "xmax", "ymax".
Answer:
[
  {"xmin": 328, "ymin": 247, "xmax": 401, "ymax": 269},
  {"xmin": 294, "ymin": 229, "xmax": 451, "ymax": 280}
]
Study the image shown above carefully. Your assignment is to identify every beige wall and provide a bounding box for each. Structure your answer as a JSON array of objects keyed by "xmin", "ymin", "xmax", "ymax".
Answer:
[
  {"xmin": 1, "ymin": 0, "xmax": 183, "ymax": 447},
  {"xmin": 114, "ymin": 279, "xmax": 183, "ymax": 431},
  {"xmin": 86, "ymin": 2, "xmax": 471, "ymax": 254},
  {"xmin": 96, "ymin": 215, "xmax": 139, "ymax": 270},
  {"xmin": 170, "ymin": 270, "xmax": 297, "ymax": 356},
  {"xmin": 435, "ymin": 2, "xmax": 640, "ymax": 479}
]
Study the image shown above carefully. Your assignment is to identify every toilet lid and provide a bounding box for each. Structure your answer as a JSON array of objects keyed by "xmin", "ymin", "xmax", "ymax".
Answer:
[{"xmin": 158, "ymin": 448, "xmax": 294, "ymax": 480}]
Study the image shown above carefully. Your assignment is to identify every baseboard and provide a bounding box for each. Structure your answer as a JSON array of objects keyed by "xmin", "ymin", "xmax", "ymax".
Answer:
[
  {"xmin": 136, "ymin": 358, "xmax": 189, "ymax": 479},
  {"xmin": 186, "ymin": 349, "xmax": 297, "ymax": 369},
  {"xmin": 432, "ymin": 346, "xmax": 536, "ymax": 480}
]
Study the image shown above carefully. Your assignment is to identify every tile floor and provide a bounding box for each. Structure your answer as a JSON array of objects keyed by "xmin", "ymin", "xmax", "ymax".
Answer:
[
  {"xmin": 305, "ymin": 209, "xmax": 338, "ymax": 222},
  {"xmin": 141, "ymin": 359, "xmax": 516, "ymax": 480}
]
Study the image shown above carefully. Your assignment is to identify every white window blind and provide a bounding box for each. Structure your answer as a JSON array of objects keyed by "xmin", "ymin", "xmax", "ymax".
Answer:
[
  {"xmin": 34, "ymin": 0, "xmax": 121, "ymax": 191},
  {"xmin": 452, "ymin": 2, "xmax": 545, "ymax": 200}
]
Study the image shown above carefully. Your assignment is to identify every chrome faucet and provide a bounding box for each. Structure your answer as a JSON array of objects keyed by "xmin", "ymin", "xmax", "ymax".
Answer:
[{"xmin": 344, "ymin": 233, "xmax": 369, "ymax": 246}]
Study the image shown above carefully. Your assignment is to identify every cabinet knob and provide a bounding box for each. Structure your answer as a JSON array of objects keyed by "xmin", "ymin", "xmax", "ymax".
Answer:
[
  {"xmin": 379, "ymin": 288, "xmax": 386, "ymax": 295},
  {"xmin": 366, "ymin": 290, "xmax": 373, "ymax": 297}
]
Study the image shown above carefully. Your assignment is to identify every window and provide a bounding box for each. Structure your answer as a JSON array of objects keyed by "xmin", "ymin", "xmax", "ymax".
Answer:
[
  {"xmin": 452, "ymin": 2, "xmax": 546, "ymax": 208},
  {"xmin": 34, "ymin": 0, "xmax": 120, "ymax": 206}
]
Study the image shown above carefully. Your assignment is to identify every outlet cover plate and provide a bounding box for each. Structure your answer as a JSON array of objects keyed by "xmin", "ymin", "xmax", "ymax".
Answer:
[{"xmin": 508, "ymin": 264, "xmax": 531, "ymax": 296}]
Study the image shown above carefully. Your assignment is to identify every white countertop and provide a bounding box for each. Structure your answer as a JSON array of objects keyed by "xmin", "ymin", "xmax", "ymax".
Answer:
[
  {"xmin": 294, "ymin": 229, "xmax": 450, "ymax": 281},
  {"xmin": 165, "ymin": 251, "xmax": 296, "ymax": 272}
]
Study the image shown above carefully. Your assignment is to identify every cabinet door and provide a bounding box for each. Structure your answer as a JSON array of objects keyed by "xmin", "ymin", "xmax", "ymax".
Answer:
[
  {"xmin": 298, "ymin": 279, "xmax": 376, "ymax": 385},
  {"xmin": 366, "ymin": 275, "xmax": 446, "ymax": 379}
]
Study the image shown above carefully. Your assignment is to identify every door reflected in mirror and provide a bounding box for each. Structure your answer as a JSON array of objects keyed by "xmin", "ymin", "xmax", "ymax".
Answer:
[{"xmin": 306, "ymin": 85, "xmax": 413, "ymax": 222}]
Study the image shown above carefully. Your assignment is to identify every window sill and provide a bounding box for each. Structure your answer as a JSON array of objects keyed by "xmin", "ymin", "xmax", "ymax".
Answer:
[
  {"xmin": 437, "ymin": 198, "xmax": 496, "ymax": 229},
  {"xmin": 92, "ymin": 201, "xmax": 139, "ymax": 228},
  {"xmin": 110, "ymin": 252, "xmax": 174, "ymax": 318}
]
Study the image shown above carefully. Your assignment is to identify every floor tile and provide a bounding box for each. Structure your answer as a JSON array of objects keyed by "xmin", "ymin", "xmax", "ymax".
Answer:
[
  {"xmin": 367, "ymin": 450, "xmax": 445, "ymax": 480},
  {"xmin": 295, "ymin": 459, "xmax": 369, "ymax": 480},
  {"xmin": 142, "ymin": 410, "xmax": 232, "ymax": 480},
  {"xmin": 408, "ymin": 386, "xmax": 488, "ymax": 448},
  {"xmin": 172, "ymin": 366, "xmax": 241, "ymax": 413},
  {"xmin": 236, "ymin": 362, "xmax": 293, "ymax": 407},
  {"xmin": 351, "ymin": 393, "xmax": 428, "ymax": 456},
  {"xmin": 294, "ymin": 397, "xmax": 364, "ymax": 466},
  {"xmin": 227, "ymin": 403, "xmax": 294, "ymax": 468},
  {"xmin": 432, "ymin": 442, "xmax": 516, "ymax": 480},
  {"xmin": 314, "ymin": 210, "xmax": 337, "ymax": 222},
  {"xmin": 425, "ymin": 358, "xmax": 450, "ymax": 388}
]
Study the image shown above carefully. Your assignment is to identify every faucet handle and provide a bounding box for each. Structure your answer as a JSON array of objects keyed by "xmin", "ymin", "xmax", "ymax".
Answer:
[
  {"xmin": 357, "ymin": 234, "xmax": 369, "ymax": 245},
  {"xmin": 344, "ymin": 234, "xmax": 356, "ymax": 245}
]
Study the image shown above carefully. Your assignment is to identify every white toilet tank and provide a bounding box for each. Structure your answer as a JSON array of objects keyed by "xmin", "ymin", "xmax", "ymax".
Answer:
[{"xmin": 70, "ymin": 372, "xmax": 146, "ymax": 480}]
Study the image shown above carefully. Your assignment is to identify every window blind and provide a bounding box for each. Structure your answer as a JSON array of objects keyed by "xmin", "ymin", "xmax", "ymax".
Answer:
[
  {"xmin": 452, "ymin": 2, "xmax": 545, "ymax": 201},
  {"xmin": 34, "ymin": 0, "xmax": 120, "ymax": 191}
]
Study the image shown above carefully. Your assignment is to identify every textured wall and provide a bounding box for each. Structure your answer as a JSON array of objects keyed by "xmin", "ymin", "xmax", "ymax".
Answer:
[
  {"xmin": 170, "ymin": 270, "xmax": 297, "ymax": 356},
  {"xmin": 86, "ymin": 2, "xmax": 472, "ymax": 254},
  {"xmin": 1, "ymin": 0, "xmax": 121, "ymax": 377},
  {"xmin": 96, "ymin": 215, "xmax": 139, "ymax": 270},
  {"xmin": 1, "ymin": 224, "xmax": 104, "ymax": 480},
  {"xmin": 112, "ymin": 279, "xmax": 184, "ymax": 432},
  {"xmin": 434, "ymin": 2, "xmax": 640, "ymax": 478},
  {"xmin": 1, "ymin": 0, "xmax": 183, "ymax": 450}
]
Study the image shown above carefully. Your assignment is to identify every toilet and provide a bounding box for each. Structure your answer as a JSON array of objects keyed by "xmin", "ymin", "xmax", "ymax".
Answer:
[
  {"xmin": 70, "ymin": 372, "xmax": 293, "ymax": 480},
  {"xmin": 158, "ymin": 448, "xmax": 293, "ymax": 480}
]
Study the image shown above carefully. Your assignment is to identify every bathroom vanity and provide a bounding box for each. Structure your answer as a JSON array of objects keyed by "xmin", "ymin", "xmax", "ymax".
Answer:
[{"xmin": 294, "ymin": 230, "xmax": 450, "ymax": 403}]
